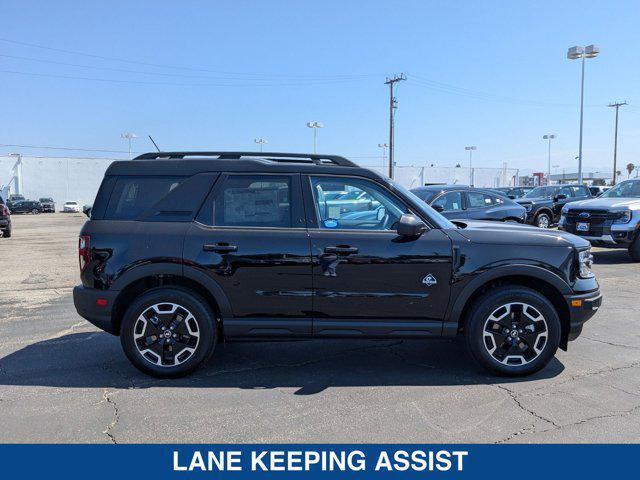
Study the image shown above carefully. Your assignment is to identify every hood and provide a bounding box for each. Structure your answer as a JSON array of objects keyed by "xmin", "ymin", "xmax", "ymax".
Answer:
[
  {"xmin": 452, "ymin": 220, "xmax": 590, "ymax": 248},
  {"xmin": 516, "ymin": 197, "xmax": 548, "ymax": 205},
  {"xmin": 564, "ymin": 197, "xmax": 640, "ymax": 211}
]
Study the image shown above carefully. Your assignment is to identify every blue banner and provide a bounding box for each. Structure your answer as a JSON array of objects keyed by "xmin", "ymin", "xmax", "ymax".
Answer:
[{"xmin": 1, "ymin": 444, "xmax": 638, "ymax": 479}]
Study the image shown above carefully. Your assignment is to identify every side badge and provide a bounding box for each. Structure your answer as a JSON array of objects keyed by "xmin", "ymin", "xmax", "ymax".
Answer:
[{"xmin": 422, "ymin": 274, "xmax": 437, "ymax": 287}]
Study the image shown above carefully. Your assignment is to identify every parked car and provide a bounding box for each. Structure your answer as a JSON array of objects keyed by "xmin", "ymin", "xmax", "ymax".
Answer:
[
  {"xmin": 39, "ymin": 197, "xmax": 56, "ymax": 213},
  {"xmin": 490, "ymin": 186, "xmax": 534, "ymax": 199},
  {"xmin": 73, "ymin": 151, "xmax": 601, "ymax": 378},
  {"xmin": 10, "ymin": 200, "xmax": 43, "ymax": 214},
  {"xmin": 0, "ymin": 195, "xmax": 11, "ymax": 237},
  {"xmin": 559, "ymin": 179, "xmax": 640, "ymax": 261},
  {"xmin": 63, "ymin": 201, "xmax": 81, "ymax": 213},
  {"xmin": 588, "ymin": 186, "xmax": 610, "ymax": 197},
  {"xmin": 6, "ymin": 194, "xmax": 25, "ymax": 211},
  {"xmin": 516, "ymin": 185, "xmax": 592, "ymax": 228},
  {"xmin": 410, "ymin": 185, "xmax": 527, "ymax": 223}
]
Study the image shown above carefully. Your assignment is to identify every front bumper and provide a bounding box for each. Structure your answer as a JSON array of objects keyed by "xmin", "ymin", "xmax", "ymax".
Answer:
[
  {"xmin": 564, "ymin": 288, "xmax": 602, "ymax": 342},
  {"xmin": 73, "ymin": 285, "xmax": 120, "ymax": 335}
]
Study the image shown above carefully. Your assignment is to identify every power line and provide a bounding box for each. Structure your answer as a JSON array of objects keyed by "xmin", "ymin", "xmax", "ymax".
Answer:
[
  {"xmin": 0, "ymin": 69, "xmax": 371, "ymax": 87},
  {"xmin": 0, "ymin": 37, "xmax": 376, "ymax": 79},
  {"xmin": 0, "ymin": 143, "xmax": 133, "ymax": 154}
]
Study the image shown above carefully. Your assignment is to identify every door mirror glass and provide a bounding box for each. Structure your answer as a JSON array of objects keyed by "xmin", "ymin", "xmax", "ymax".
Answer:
[
  {"xmin": 432, "ymin": 204, "xmax": 445, "ymax": 213},
  {"xmin": 396, "ymin": 213, "xmax": 427, "ymax": 237}
]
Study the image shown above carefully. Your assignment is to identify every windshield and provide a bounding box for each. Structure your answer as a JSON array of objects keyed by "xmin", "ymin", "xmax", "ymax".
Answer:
[
  {"xmin": 524, "ymin": 186, "xmax": 558, "ymax": 198},
  {"xmin": 390, "ymin": 181, "xmax": 457, "ymax": 229},
  {"xmin": 601, "ymin": 180, "xmax": 640, "ymax": 198},
  {"xmin": 40, "ymin": 198, "xmax": 53, "ymax": 202}
]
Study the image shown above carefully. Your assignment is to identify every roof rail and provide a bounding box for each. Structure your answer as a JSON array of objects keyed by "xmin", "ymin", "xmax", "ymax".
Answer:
[{"xmin": 133, "ymin": 151, "xmax": 358, "ymax": 167}]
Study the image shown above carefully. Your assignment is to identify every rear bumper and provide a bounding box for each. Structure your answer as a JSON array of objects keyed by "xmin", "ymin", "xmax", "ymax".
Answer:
[
  {"xmin": 73, "ymin": 285, "xmax": 120, "ymax": 335},
  {"xmin": 0, "ymin": 218, "xmax": 9, "ymax": 228},
  {"xmin": 564, "ymin": 288, "xmax": 602, "ymax": 342}
]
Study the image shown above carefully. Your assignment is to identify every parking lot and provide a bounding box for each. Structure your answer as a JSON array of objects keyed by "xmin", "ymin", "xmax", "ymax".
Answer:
[{"xmin": 0, "ymin": 212, "xmax": 639, "ymax": 443}]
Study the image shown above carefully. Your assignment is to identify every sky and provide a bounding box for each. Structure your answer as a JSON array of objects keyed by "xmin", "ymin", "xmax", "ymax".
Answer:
[{"xmin": 1, "ymin": 0, "xmax": 640, "ymax": 176}]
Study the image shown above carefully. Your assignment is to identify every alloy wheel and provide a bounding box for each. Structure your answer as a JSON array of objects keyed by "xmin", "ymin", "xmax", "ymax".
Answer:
[
  {"xmin": 482, "ymin": 302, "xmax": 548, "ymax": 366},
  {"xmin": 536, "ymin": 215, "xmax": 550, "ymax": 228},
  {"xmin": 133, "ymin": 302, "xmax": 200, "ymax": 367}
]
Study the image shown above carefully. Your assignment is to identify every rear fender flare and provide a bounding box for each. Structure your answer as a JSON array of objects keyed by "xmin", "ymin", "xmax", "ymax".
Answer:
[{"xmin": 110, "ymin": 262, "xmax": 232, "ymax": 319}]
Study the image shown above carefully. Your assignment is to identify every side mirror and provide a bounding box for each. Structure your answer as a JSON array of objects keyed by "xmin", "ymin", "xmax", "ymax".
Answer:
[
  {"xmin": 432, "ymin": 204, "xmax": 445, "ymax": 213},
  {"xmin": 554, "ymin": 194, "xmax": 567, "ymax": 201},
  {"xmin": 396, "ymin": 213, "xmax": 427, "ymax": 237},
  {"xmin": 508, "ymin": 195, "xmax": 516, "ymax": 199}
]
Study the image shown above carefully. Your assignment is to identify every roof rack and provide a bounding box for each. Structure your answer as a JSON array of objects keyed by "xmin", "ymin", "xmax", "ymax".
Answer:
[{"xmin": 133, "ymin": 151, "xmax": 358, "ymax": 167}]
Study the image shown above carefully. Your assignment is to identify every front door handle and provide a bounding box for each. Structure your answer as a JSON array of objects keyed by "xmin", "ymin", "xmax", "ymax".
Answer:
[
  {"xmin": 324, "ymin": 246, "xmax": 358, "ymax": 255},
  {"xmin": 203, "ymin": 243, "xmax": 238, "ymax": 253}
]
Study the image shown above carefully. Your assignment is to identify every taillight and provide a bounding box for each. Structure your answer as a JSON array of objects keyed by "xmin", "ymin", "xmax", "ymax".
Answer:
[
  {"xmin": 1, "ymin": 205, "xmax": 9, "ymax": 216},
  {"xmin": 79, "ymin": 235, "xmax": 91, "ymax": 271}
]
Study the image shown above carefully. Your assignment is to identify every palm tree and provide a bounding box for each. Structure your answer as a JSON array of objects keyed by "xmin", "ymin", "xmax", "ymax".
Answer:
[{"xmin": 626, "ymin": 163, "xmax": 635, "ymax": 178}]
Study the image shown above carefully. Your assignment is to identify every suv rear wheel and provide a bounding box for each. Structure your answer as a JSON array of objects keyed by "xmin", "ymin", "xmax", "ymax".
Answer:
[
  {"xmin": 465, "ymin": 286, "xmax": 561, "ymax": 376},
  {"xmin": 120, "ymin": 287, "xmax": 217, "ymax": 377}
]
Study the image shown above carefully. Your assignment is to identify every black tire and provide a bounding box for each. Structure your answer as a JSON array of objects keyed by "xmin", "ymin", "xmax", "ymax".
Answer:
[
  {"xmin": 120, "ymin": 287, "xmax": 217, "ymax": 378},
  {"xmin": 534, "ymin": 212, "xmax": 551, "ymax": 228},
  {"xmin": 2, "ymin": 228, "xmax": 11, "ymax": 238},
  {"xmin": 629, "ymin": 235, "xmax": 640, "ymax": 262},
  {"xmin": 465, "ymin": 286, "xmax": 561, "ymax": 376},
  {"xmin": 31, "ymin": 208, "xmax": 40, "ymax": 215}
]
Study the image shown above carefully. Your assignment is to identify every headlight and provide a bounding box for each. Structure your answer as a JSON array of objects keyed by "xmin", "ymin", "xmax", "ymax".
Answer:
[
  {"xmin": 523, "ymin": 204, "xmax": 533, "ymax": 212},
  {"xmin": 577, "ymin": 249, "xmax": 594, "ymax": 279},
  {"xmin": 613, "ymin": 210, "xmax": 632, "ymax": 224},
  {"xmin": 561, "ymin": 206, "xmax": 569, "ymax": 214}
]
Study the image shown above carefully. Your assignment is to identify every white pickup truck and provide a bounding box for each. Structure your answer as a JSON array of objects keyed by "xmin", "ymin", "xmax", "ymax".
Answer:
[{"xmin": 558, "ymin": 179, "xmax": 640, "ymax": 261}]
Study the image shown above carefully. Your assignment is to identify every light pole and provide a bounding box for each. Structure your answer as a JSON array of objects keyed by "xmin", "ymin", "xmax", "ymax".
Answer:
[
  {"xmin": 543, "ymin": 134, "xmax": 556, "ymax": 185},
  {"xmin": 567, "ymin": 44, "xmax": 600, "ymax": 184},
  {"xmin": 254, "ymin": 138, "xmax": 267, "ymax": 152},
  {"xmin": 378, "ymin": 143, "xmax": 389, "ymax": 172},
  {"xmin": 306, "ymin": 121, "xmax": 324, "ymax": 153},
  {"xmin": 121, "ymin": 132, "xmax": 137, "ymax": 159},
  {"xmin": 465, "ymin": 146, "xmax": 476, "ymax": 186}
]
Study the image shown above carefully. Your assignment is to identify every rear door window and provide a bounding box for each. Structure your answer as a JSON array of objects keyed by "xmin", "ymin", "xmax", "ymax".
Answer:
[
  {"xmin": 105, "ymin": 176, "xmax": 185, "ymax": 220},
  {"xmin": 467, "ymin": 192, "xmax": 493, "ymax": 208},
  {"xmin": 212, "ymin": 175, "xmax": 293, "ymax": 228}
]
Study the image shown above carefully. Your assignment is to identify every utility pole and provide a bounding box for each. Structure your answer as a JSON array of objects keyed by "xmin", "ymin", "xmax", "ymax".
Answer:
[
  {"xmin": 385, "ymin": 74, "xmax": 406, "ymax": 179},
  {"xmin": 608, "ymin": 101, "xmax": 627, "ymax": 185}
]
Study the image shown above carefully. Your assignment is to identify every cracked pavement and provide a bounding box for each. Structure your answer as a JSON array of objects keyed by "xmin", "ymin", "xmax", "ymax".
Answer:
[{"xmin": 0, "ymin": 213, "xmax": 639, "ymax": 443}]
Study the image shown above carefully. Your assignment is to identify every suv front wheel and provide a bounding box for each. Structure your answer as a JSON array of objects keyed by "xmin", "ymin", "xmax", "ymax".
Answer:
[
  {"xmin": 534, "ymin": 212, "xmax": 551, "ymax": 228},
  {"xmin": 465, "ymin": 286, "xmax": 561, "ymax": 376},
  {"xmin": 120, "ymin": 287, "xmax": 217, "ymax": 377}
]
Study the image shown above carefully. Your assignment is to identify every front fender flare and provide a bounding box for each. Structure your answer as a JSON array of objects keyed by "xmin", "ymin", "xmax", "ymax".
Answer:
[{"xmin": 442, "ymin": 264, "xmax": 572, "ymax": 337}]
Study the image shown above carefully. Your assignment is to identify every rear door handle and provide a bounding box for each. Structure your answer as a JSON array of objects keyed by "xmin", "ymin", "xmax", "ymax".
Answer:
[
  {"xmin": 203, "ymin": 243, "xmax": 238, "ymax": 253},
  {"xmin": 324, "ymin": 246, "xmax": 358, "ymax": 255}
]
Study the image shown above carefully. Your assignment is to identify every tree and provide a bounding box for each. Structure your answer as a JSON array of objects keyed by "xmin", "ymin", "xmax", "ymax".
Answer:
[{"xmin": 627, "ymin": 163, "xmax": 635, "ymax": 178}]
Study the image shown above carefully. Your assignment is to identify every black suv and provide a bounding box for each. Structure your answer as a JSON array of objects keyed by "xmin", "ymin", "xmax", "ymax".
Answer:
[
  {"xmin": 10, "ymin": 200, "xmax": 43, "ymax": 215},
  {"xmin": 73, "ymin": 152, "xmax": 601, "ymax": 378},
  {"xmin": 516, "ymin": 185, "xmax": 592, "ymax": 228}
]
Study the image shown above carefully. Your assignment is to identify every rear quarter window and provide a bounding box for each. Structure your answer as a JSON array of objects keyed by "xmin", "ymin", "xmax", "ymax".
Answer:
[{"xmin": 104, "ymin": 176, "xmax": 185, "ymax": 220}]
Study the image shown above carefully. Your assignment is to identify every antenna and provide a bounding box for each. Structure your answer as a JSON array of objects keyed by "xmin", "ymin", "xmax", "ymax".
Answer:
[{"xmin": 148, "ymin": 135, "xmax": 161, "ymax": 152}]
